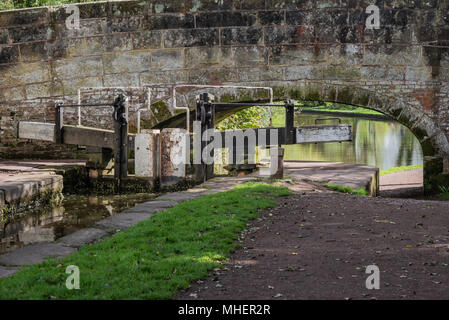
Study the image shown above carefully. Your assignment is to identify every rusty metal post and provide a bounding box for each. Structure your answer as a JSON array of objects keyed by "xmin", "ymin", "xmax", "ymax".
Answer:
[
  {"xmin": 160, "ymin": 128, "xmax": 187, "ymax": 187},
  {"xmin": 196, "ymin": 93, "xmax": 215, "ymax": 182},
  {"xmin": 285, "ymin": 99, "xmax": 295, "ymax": 145},
  {"xmin": 271, "ymin": 147, "xmax": 285, "ymax": 179},
  {"xmin": 205, "ymin": 94, "xmax": 215, "ymax": 180},
  {"xmin": 113, "ymin": 94, "xmax": 128, "ymax": 187},
  {"xmin": 54, "ymin": 102, "xmax": 63, "ymax": 144}
]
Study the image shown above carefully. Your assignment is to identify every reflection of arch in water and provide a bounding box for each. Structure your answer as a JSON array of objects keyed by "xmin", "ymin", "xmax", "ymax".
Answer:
[{"xmin": 295, "ymin": 113, "xmax": 422, "ymax": 171}]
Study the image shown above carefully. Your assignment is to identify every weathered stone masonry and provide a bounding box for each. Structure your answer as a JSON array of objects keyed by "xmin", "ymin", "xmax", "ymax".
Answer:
[{"xmin": 0, "ymin": 0, "xmax": 448, "ymax": 191}]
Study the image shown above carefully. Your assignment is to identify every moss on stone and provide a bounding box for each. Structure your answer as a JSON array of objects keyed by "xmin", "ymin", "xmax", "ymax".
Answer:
[
  {"xmin": 90, "ymin": 178, "xmax": 117, "ymax": 195},
  {"xmin": 151, "ymin": 101, "xmax": 171, "ymax": 119},
  {"xmin": 336, "ymin": 87, "xmax": 354, "ymax": 103},
  {"xmin": 397, "ymin": 113, "xmax": 413, "ymax": 128},
  {"xmin": 323, "ymin": 87, "xmax": 337, "ymax": 101},
  {"xmin": 358, "ymin": 94, "xmax": 370, "ymax": 106},
  {"xmin": 389, "ymin": 107, "xmax": 403, "ymax": 119},
  {"xmin": 219, "ymin": 93, "xmax": 237, "ymax": 103},
  {"xmin": 62, "ymin": 166, "xmax": 90, "ymax": 194},
  {"xmin": 420, "ymin": 140, "xmax": 436, "ymax": 156},
  {"xmin": 424, "ymin": 173, "xmax": 449, "ymax": 194},
  {"xmin": 412, "ymin": 127, "xmax": 429, "ymax": 141},
  {"xmin": 0, "ymin": 188, "xmax": 63, "ymax": 224},
  {"xmin": 288, "ymin": 88, "xmax": 303, "ymax": 100},
  {"xmin": 423, "ymin": 156, "xmax": 445, "ymax": 194},
  {"xmin": 112, "ymin": 1, "xmax": 147, "ymax": 15},
  {"xmin": 272, "ymin": 86, "xmax": 287, "ymax": 100},
  {"xmin": 304, "ymin": 89, "xmax": 320, "ymax": 101}
]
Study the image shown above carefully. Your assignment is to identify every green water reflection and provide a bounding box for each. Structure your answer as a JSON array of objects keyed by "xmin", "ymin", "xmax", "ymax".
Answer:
[
  {"xmin": 283, "ymin": 113, "xmax": 423, "ymax": 171},
  {"xmin": 0, "ymin": 193, "xmax": 157, "ymax": 254}
]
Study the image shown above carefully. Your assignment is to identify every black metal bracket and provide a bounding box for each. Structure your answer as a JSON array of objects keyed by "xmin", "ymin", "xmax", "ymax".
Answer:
[
  {"xmin": 112, "ymin": 94, "xmax": 128, "ymax": 127},
  {"xmin": 112, "ymin": 94, "xmax": 128, "ymax": 185},
  {"xmin": 285, "ymin": 99, "xmax": 296, "ymax": 144},
  {"xmin": 53, "ymin": 95, "xmax": 128, "ymax": 189},
  {"xmin": 196, "ymin": 93, "xmax": 215, "ymax": 181}
]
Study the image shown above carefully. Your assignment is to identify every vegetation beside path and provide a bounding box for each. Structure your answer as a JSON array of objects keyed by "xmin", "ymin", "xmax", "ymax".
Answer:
[
  {"xmin": 380, "ymin": 164, "xmax": 423, "ymax": 175},
  {"xmin": 323, "ymin": 184, "xmax": 368, "ymax": 196},
  {"xmin": 0, "ymin": 0, "xmax": 101, "ymax": 11},
  {"xmin": 0, "ymin": 182, "xmax": 290, "ymax": 299}
]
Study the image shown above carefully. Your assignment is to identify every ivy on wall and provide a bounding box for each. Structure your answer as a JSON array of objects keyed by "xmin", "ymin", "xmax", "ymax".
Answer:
[{"xmin": 217, "ymin": 107, "xmax": 270, "ymax": 131}]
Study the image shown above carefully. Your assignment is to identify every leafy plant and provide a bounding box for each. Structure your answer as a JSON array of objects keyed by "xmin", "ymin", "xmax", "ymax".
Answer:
[
  {"xmin": 217, "ymin": 106, "xmax": 270, "ymax": 130},
  {"xmin": 0, "ymin": 0, "xmax": 14, "ymax": 10},
  {"xmin": 439, "ymin": 186, "xmax": 449, "ymax": 201}
]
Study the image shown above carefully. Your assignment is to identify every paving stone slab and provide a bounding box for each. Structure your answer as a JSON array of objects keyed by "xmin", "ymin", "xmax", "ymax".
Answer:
[
  {"xmin": 0, "ymin": 266, "xmax": 20, "ymax": 278},
  {"xmin": 95, "ymin": 211, "xmax": 153, "ymax": 230},
  {"xmin": 0, "ymin": 243, "xmax": 77, "ymax": 266},
  {"xmin": 155, "ymin": 192, "xmax": 200, "ymax": 202},
  {"xmin": 129, "ymin": 200, "xmax": 179, "ymax": 213},
  {"xmin": 283, "ymin": 161, "xmax": 378, "ymax": 195},
  {"xmin": 186, "ymin": 188, "xmax": 209, "ymax": 193},
  {"xmin": 58, "ymin": 228, "xmax": 108, "ymax": 248}
]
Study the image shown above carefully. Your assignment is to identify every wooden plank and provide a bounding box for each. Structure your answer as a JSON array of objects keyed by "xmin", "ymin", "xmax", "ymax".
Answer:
[
  {"xmin": 62, "ymin": 125, "xmax": 115, "ymax": 149},
  {"xmin": 296, "ymin": 124, "xmax": 352, "ymax": 144},
  {"xmin": 18, "ymin": 122, "xmax": 55, "ymax": 142}
]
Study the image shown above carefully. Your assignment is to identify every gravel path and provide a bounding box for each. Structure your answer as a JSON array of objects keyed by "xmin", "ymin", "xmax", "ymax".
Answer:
[{"xmin": 177, "ymin": 181, "xmax": 449, "ymax": 300}]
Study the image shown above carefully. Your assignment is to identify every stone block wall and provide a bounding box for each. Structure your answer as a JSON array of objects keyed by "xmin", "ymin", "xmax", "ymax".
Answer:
[{"xmin": 0, "ymin": 0, "xmax": 448, "ymax": 190}]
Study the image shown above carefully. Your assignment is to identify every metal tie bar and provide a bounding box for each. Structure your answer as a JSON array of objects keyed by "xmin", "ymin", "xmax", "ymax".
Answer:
[{"xmin": 55, "ymin": 103, "xmax": 113, "ymax": 108}]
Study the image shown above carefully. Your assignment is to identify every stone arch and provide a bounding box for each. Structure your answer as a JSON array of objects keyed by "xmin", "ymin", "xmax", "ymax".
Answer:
[
  {"xmin": 1, "ymin": 0, "xmax": 449, "ymax": 192},
  {"xmin": 152, "ymin": 80, "xmax": 448, "ymax": 193}
]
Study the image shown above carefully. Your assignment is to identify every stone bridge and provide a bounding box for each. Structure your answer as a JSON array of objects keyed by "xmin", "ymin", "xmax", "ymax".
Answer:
[{"xmin": 0, "ymin": 0, "xmax": 448, "ymax": 191}]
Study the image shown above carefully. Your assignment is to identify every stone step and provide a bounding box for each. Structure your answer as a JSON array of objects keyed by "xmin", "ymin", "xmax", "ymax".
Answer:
[{"xmin": 58, "ymin": 228, "xmax": 109, "ymax": 248}]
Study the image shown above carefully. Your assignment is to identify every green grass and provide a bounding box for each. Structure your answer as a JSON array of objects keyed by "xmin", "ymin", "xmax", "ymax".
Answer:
[
  {"xmin": 298, "ymin": 102, "xmax": 383, "ymax": 115},
  {"xmin": 0, "ymin": 182, "xmax": 290, "ymax": 300},
  {"xmin": 380, "ymin": 164, "xmax": 423, "ymax": 175},
  {"xmin": 324, "ymin": 184, "xmax": 369, "ymax": 196}
]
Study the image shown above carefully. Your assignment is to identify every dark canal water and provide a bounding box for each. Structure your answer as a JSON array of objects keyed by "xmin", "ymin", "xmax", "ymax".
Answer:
[
  {"xmin": 283, "ymin": 112, "xmax": 423, "ymax": 171},
  {"xmin": 0, "ymin": 193, "xmax": 157, "ymax": 254}
]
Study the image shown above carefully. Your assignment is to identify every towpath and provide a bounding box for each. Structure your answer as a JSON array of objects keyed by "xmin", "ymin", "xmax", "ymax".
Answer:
[{"xmin": 177, "ymin": 176, "xmax": 449, "ymax": 300}]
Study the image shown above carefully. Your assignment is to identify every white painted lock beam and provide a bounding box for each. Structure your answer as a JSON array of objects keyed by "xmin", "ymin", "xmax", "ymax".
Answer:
[
  {"xmin": 296, "ymin": 124, "xmax": 352, "ymax": 144},
  {"xmin": 135, "ymin": 130, "xmax": 160, "ymax": 182}
]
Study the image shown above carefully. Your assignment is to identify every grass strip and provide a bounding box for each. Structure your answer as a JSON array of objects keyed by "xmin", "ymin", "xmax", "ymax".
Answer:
[
  {"xmin": 0, "ymin": 182, "xmax": 290, "ymax": 300},
  {"xmin": 380, "ymin": 164, "xmax": 423, "ymax": 175},
  {"xmin": 324, "ymin": 184, "xmax": 368, "ymax": 196}
]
